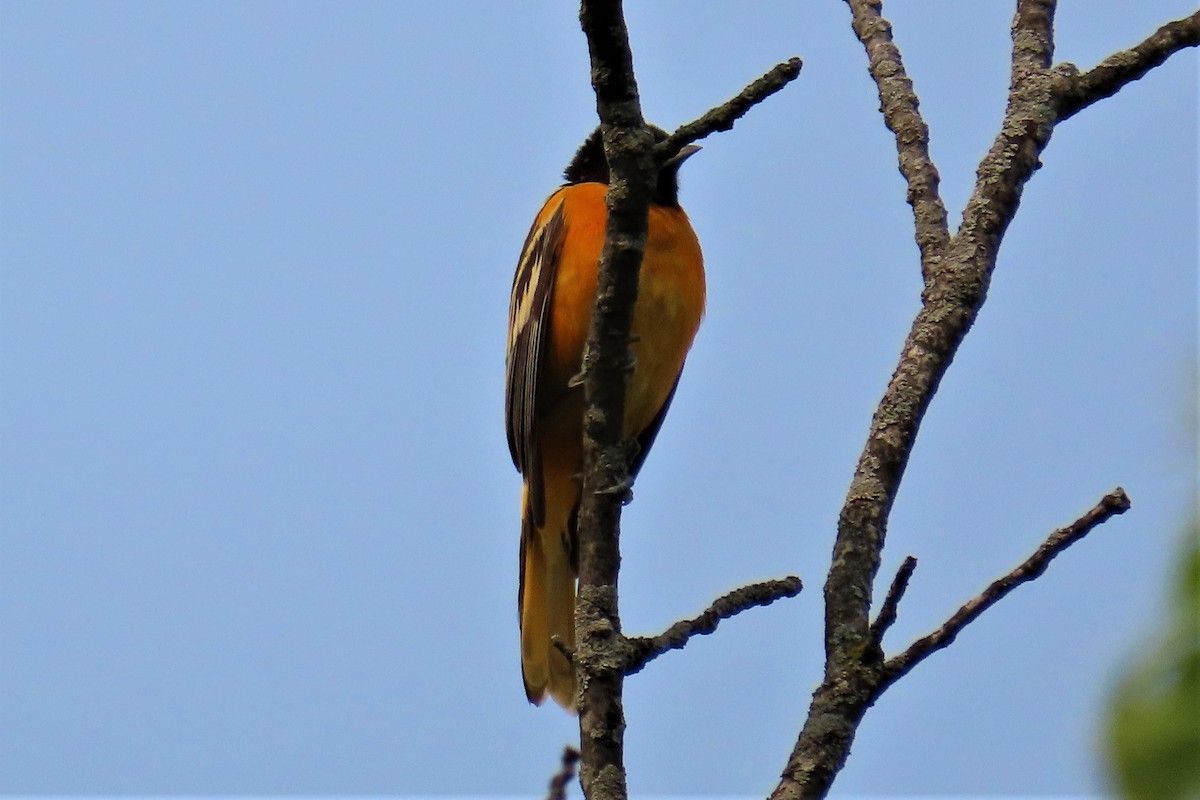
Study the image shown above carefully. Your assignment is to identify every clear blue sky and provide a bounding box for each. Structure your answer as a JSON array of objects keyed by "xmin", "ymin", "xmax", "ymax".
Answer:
[{"xmin": 1, "ymin": 1, "xmax": 1195, "ymax": 796}]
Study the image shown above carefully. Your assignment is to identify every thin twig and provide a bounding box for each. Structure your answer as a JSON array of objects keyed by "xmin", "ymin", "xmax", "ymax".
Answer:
[
  {"xmin": 624, "ymin": 576, "xmax": 802, "ymax": 676},
  {"xmin": 868, "ymin": 556, "xmax": 917, "ymax": 649},
  {"xmin": 658, "ymin": 57, "xmax": 802, "ymax": 160},
  {"xmin": 1052, "ymin": 11, "xmax": 1200, "ymax": 121},
  {"xmin": 844, "ymin": 0, "xmax": 950, "ymax": 282},
  {"xmin": 552, "ymin": 635, "xmax": 575, "ymax": 665},
  {"xmin": 882, "ymin": 488, "xmax": 1131, "ymax": 683},
  {"xmin": 545, "ymin": 746, "xmax": 582, "ymax": 800}
]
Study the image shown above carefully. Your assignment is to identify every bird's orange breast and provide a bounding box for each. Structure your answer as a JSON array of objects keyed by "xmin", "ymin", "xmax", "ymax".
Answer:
[{"xmin": 540, "ymin": 182, "xmax": 705, "ymax": 441}]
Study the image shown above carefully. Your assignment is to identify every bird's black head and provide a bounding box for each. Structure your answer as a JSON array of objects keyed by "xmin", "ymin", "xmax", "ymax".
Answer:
[{"xmin": 563, "ymin": 125, "xmax": 699, "ymax": 208}]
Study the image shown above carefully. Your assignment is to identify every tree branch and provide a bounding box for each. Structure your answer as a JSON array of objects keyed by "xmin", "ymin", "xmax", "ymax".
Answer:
[
  {"xmin": 1052, "ymin": 11, "xmax": 1200, "ymax": 122},
  {"xmin": 868, "ymin": 556, "xmax": 917, "ymax": 649},
  {"xmin": 951, "ymin": 0, "xmax": 1058, "ymax": 288},
  {"xmin": 806, "ymin": 0, "xmax": 1066, "ymax": 697},
  {"xmin": 564, "ymin": 0, "xmax": 1186, "ymax": 797},
  {"xmin": 1012, "ymin": 0, "xmax": 1057, "ymax": 72},
  {"xmin": 575, "ymin": 1, "xmax": 653, "ymax": 797},
  {"xmin": 844, "ymin": 0, "xmax": 950, "ymax": 282},
  {"xmin": 574, "ymin": 5, "xmax": 802, "ymax": 800},
  {"xmin": 883, "ymin": 488, "xmax": 1132, "ymax": 683},
  {"xmin": 624, "ymin": 576, "xmax": 802, "ymax": 676},
  {"xmin": 658, "ymin": 57, "xmax": 803, "ymax": 161},
  {"xmin": 770, "ymin": 1, "xmax": 1157, "ymax": 796},
  {"xmin": 546, "ymin": 745, "xmax": 582, "ymax": 800}
]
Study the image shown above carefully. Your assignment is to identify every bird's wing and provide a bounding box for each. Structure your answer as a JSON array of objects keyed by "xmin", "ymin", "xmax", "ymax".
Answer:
[{"xmin": 505, "ymin": 195, "xmax": 567, "ymax": 527}]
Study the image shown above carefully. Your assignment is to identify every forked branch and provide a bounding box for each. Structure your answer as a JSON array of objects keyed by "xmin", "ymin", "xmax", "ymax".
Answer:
[
  {"xmin": 884, "ymin": 489, "xmax": 1132, "ymax": 683},
  {"xmin": 868, "ymin": 556, "xmax": 918, "ymax": 649},
  {"xmin": 771, "ymin": 1, "xmax": 1192, "ymax": 796}
]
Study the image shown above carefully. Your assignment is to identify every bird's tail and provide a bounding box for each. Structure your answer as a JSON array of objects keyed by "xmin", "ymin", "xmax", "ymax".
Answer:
[{"xmin": 518, "ymin": 485, "xmax": 577, "ymax": 711}]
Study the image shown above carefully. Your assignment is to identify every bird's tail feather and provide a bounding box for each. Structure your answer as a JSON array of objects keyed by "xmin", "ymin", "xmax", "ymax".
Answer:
[{"xmin": 519, "ymin": 486, "xmax": 577, "ymax": 711}]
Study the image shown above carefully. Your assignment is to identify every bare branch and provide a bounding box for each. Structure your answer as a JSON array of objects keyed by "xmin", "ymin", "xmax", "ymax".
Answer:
[
  {"xmin": 868, "ymin": 556, "xmax": 917, "ymax": 649},
  {"xmin": 949, "ymin": 0, "xmax": 1061, "ymax": 287},
  {"xmin": 844, "ymin": 0, "xmax": 950, "ymax": 281},
  {"xmin": 624, "ymin": 576, "xmax": 802, "ymax": 675},
  {"xmin": 545, "ymin": 746, "xmax": 582, "ymax": 800},
  {"xmin": 771, "ymin": 2, "xmax": 1162, "ymax": 796},
  {"xmin": 574, "ymin": 4, "xmax": 804, "ymax": 798},
  {"xmin": 802, "ymin": 0, "xmax": 1068, "ymax": 683},
  {"xmin": 774, "ymin": 5, "xmax": 1072, "ymax": 788},
  {"xmin": 575, "ymin": 0, "xmax": 652, "ymax": 796},
  {"xmin": 883, "ymin": 489, "xmax": 1131, "ymax": 683},
  {"xmin": 658, "ymin": 57, "xmax": 802, "ymax": 160},
  {"xmin": 1053, "ymin": 11, "xmax": 1200, "ymax": 121},
  {"xmin": 1012, "ymin": 0, "xmax": 1057, "ymax": 73}
]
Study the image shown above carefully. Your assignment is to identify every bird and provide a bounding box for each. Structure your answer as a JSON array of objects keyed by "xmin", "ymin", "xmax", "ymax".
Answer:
[{"xmin": 505, "ymin": 126, "xmax": 706, "ymax": 709}]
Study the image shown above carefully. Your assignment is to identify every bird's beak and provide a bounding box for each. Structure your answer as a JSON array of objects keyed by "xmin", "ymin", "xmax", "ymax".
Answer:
[{"xmin": 664, "ymin": 144, "xmax": 702, "ymax": 168}]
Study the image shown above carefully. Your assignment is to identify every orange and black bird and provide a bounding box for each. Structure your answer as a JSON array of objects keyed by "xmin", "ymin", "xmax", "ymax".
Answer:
[{"xmin": 505, "ymin": 126, "xmax": 706, "ymax": 709}]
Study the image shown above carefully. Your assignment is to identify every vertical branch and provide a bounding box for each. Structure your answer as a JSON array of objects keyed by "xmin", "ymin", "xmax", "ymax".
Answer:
[
  {"xmin": 575, "ymin": 2, "xmax": 655, "ymax": 798},
  {"xmin": 572, "ymin": 10, "xmax": 802, "ymax": 800}
]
